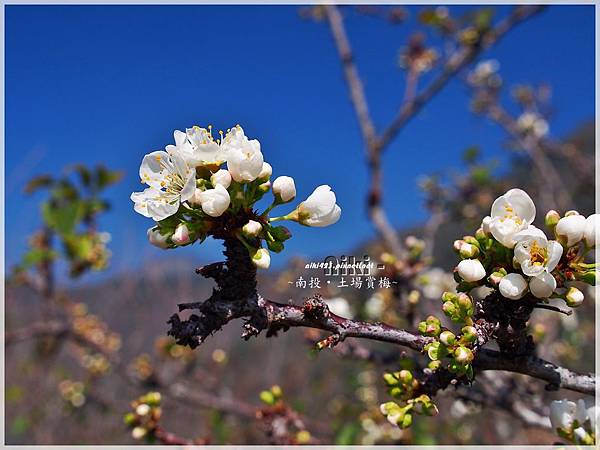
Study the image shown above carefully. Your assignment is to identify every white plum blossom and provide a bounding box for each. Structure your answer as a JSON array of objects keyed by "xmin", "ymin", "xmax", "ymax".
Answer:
[
  {"xmin": 242, "ymin": 220, "xmax": 262, "ymax": 238},
  {"xmin": 251, "ymin": 248, "xmax": 270, "ymax": 269},
  {"xmin": 197, "ymin": 184, "xmax": 231, "ymax": 218},
  {"xmin": 513, "ymin": 226, "xmax": 562, "ymax": 298},
  {"xmin": 132, "ymin": 150, "xmax": 196, "ymax": 221},
  {"xmin": 296, "ymin": 185, "xmax": 341, "ymax": 227},
  {"xmin": 166, "ymin": 127, "xmax": 225, "ymax": 167},
  {"xmin": 325, "ymin": 297, "xmax": 352, "ymax": 318},
  {"xmin": 456, "ymin": 259, "xmax": 486, "ymax": 282},
  {"xmin": 147, "ymin": 227, "xmax": 170, "ymax": 249},
  {"xmin": 565, "ymin": 287, "xmax": 584, "ymax": 307},
  {"xmin": 499, "ymin": 273, "xmax": 528, "ymax": 300},
  {"xmin": 172, "ymin": 224, "xmax": 191, "ymax": 246},
  {"xmin": 550, "ymin": 400, "xmax": 577, "ymax": 431},
  {"xmin": 210, "ymin": 169, "xmax": 232, "ymax": 189},
  {"xmin": 272, "ymin": 176, "xmax": 296, "ymax": 203},
  {"xmin": 488, "ymin": 189, "xmax": 536, "ymax": 248},
  {"xmin": 258, "ymin": 162, "xmax": 272, "ymax": 180},
  {"xmin": 224, "ymin": 126, "xmax": 264, "ymax": 182},
  {"xmin": 556, "ymin": 214, "xmax": 587, "ymax": 247},
  {"xmin": 517, "ymin": 112, "xmax": 549, "ymax": 138},
  {"xmin": 576, "ymin": 399, "xmax": 598, "ymax": 430},
  {"xmin": 584, "ymin": 213, "xmax": 598, "ymax": 248}
]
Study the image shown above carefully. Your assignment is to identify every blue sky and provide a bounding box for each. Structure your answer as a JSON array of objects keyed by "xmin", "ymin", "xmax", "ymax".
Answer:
[{"xmin": 5, "ymin": 5, "xmax": 595, "ymax": 282}]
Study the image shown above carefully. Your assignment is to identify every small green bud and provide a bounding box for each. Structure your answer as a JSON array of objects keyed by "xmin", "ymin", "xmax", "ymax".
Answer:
[
  {"xmin": 475, "ymin": 227, "xmax": 487, "ymax": 241},
  {"xmin": 427, "ymin": 342, "xmax": 441, "ymax": 361},
  {"xmin": 271, "ymin": 385, "xmax": 282, "ymax": 399},
  {"xmin": 439, "ymin": 330, "xmax": 456, "ymax": 346},
  {"xmin": 565, "ymin": 210, "xmax": 579, "ymax": 217},
  {"xmin": 461, "ymin": 325, "xmax": 478, "ymax": 343},
  {"xmin": 383, "ymin": 372, "xmax": 398, "ymax": 386},
  {"xmin": 488, "ymin": 271, "xmax": 505, "ymax": 286},
  {"xmin": 442, "ymin": 301, "xmax": 456, "ymax": 316},
  {"xmin": 545, "ymin": 210, "xmax": 560, "ymax": 228},
  {"xmin": 459, "ymin": 243, "xmax": 479, "ymax": 259},
  {"xmin": 398, "ymin": 370, "xmax": 413, "ymax": 384},
  {"xmin": 427, "ymin": 360, "xmax": 441, "ymax": 371},
  {"xmin": 454, "ymin": 346, "xmax": 474, "ymax": 364},
  {"xmin": 258, "ymin": 181, "xmax": 271, "ymax": 193},
  {"xmin": 124, "ymin": 412, "xmax": 136, "ymax": 426},
  {"xmin": 463, "ymin": 236, "xmax": 479, "ymax": 246},
  {"xmin": 259, "ymin": 390, "xmax": 276, "ymax": 405},
  {"xmin": 442, "ymin": 291, "xmax": 458, "ymax": 302}
]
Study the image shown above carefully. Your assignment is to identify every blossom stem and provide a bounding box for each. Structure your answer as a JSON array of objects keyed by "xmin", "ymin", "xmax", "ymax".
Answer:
[{"xmin": 261, "ymin": 201, "xmax": 278, "ymax": 217}]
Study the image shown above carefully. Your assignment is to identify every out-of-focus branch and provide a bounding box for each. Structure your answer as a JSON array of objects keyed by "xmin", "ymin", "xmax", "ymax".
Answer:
[
  {"xmin": 486, "ymin": 103, "xmax": 572, "ymax": 211},
  {"xmin": 378, "ymin": 5, "xmax": 546, "ymax": 150},
  {"xmin": 323, "ymin": 5, "xmax": 546, "ymax": 259}
]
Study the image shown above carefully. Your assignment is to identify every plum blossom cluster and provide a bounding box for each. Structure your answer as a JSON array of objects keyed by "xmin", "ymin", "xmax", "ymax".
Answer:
[
  {"xmin": 124, "ymin": 392, "xmax": 162, "ymax": 441},
  {"xmin": 550, "ymin": 398, "xmax": 597, "ymax": 445},
  {"xmin": 380, "ymin": 188, "xmax": 597, "ymax": 429},
  {"xmin": 131, "ymin": 125, "xmax": 341, "ymax": 269},
  {"xmin": 455, "ymin": 188, "xmax": 597, "ymax": 305}
]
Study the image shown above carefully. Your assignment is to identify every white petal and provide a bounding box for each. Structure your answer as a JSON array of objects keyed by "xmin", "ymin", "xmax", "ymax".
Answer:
[
  {"xmin": 504, "ymin": 188, "xmax": 536, "ymax": 224},
  {"xmin": 139, "ymin": 151, "xmax": 169, "ymax": 188},
  {"xmin": 529, "ymin": 272, "xmax": 556, "ymax": 298},
  {"xmin": 180, "ymin": 170, "xmax": 197, "ymax": 202},
  {"xmin": 499, "ymin": 273, "xmax": 528, "ymax": 300},
  {"xmin": 546, "ymin": 241, "xmax": 563, "ymax": 272},
  {"xmin": 147, "ymin": 199, "xmax": 179, "ymax": 221}
]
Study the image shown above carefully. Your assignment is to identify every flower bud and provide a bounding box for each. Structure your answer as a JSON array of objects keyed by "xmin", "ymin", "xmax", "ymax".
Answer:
[
  {"xmin": 481, "ymin": 216, "xmax": 492, "ymax": 234},
  {"xmin": 147, "ymin": 227, "xmax": 170, "ymax": 249},
  {"xmin": 383, "ymin": 373, "xmax": 398, "ymax": 386},
  {"xmin": 545, "ymin": 210, "xmax": 560, "ymax": 228},
  {"xmin": 251, "ymin": 248, "xmax": 271, "ymax": 270},
  {"xmin": 258, "ymin": 162, "xmax": 272, "ymax": 181},
  {"xmin": 396, "ymin": 370, "xmax": 412, "ymax": 384},
  {"xmin": 565, "ymin": 210, "xmax": 580, "ymax": 217},
  {"xmin": 427, "ymin": 360, "xmax": 441, "ymax": 371},
  {"xmin": 198, "ymin": 184, "xmax": 231, "ymax": 217},
  {"xmin": 584, "ymin": 213, "xmax": 598, "ymax": 248},
  {"xmin": 461, "ymin": 326, "xmax": 478, "ymax": 343},
  {"xmin": 442, "ymin": 301, "xmax": 456, "ymax": 316},
  {"xmin": 459, "ymin": 243, "xmax": 479, "ymax": 259},
  {"xmin": 172, "ymin": 224, "xmax": 191, "ymax": 246},
  {"xmin": 454, "ymin": 346, "xmax": 474, "ymax": 364},
  {"xmin": 442, "ymin": 291, "xmax": 458, "ymax": 302},
  {"xmin": 453, "ymin": 240, "xmax": 465, "ymax": 251},
  {"xmin": 463, "ymin": 236, "xmax": 479, "ymax": 246},
  {"xmin": 499, "ymin": 273, "xmax": 528, "ymax": 300},
  {"xmin": 475, "ymin": 227, "xmax": 487, "ymax": 241},
  {"xmin": 556, "ymin": 214, "xmax": 586, "ymax": 246},
  {"xmin": 456, "ymin": 259, "xmax": 486, "ymax": 282},
  {"xmin": 136, "ymin": 404, "xmax": 151, "ymax": 416},
  {"xmin": 272, "ymin": 176, "xmax": 296, "ymax": 203},
  {"xmin": 488, "ymin": 270, "xmax": 506, "ymax": 286},
  {"xmin": 242, "ymin": 220, "xmax": 262, "ymax": 238},
  {"xmin": 210, "ymin": 169, "xmax": 232, "ymax": 189},
  {"xmin": 439, "ymin": 330, "xmax": 456, "ymax": 346},
  {"xmin": 131, "ymin": 427, "xmax": 147, "ymax": 440},
  {"xmin": 258, "ymin": 181, "xmax": 271, "ymax": 193},
  {"xmin": 565, "ymin": 287, "xmax": 584, "ymax": 307}
]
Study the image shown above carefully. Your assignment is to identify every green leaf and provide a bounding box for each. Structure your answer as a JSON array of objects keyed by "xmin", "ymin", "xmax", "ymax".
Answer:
[
  {"xmin": 24, "ymin": 175, "xmax": 54, "ymax": 194},
  {"xmin": 42, "ymin": 200, "xmax": 84, "ymax": 236},
  {"xmin": 95, "ymin": 165, "xmax": 123, "ymax": 190}
]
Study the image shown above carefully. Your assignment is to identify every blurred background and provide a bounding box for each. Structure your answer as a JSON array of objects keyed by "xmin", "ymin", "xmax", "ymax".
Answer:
[{"xmin": 4, "ymin": 4, "xmax": 596, "ymax": 445}]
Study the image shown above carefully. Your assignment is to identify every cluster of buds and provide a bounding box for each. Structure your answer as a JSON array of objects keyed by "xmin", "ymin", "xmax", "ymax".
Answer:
[
  {"xmin": 64, "ymin": 231, "xmax": 112, "ymax": 277},
  {"xmin": 419, "ymin": 313, "xmax": 478, "ymax": 378},
  {"xmin": 69, "ymin": 302, "xmax": 121, "ymax": 354},
  {"xmin": 379, "ymin": 395, "xmax": 438, "ymax": 429},
  {"xmin": 257, "ymin": 386, "xmax": 312, "ymax": 445},
  {"xmin": 128, "ymin": 354, "xmax": 155, "ymax": 383},
  {"xmin": 58, "ymin": 379, "xmax": 86, "ymax": 408},
  {"xmin": 453, "ymin": 189, "xmax": 596, "ymax": 307},
  {"xmin": 124, "ymin": 392, "xmax": 162, "ymax": 441},
  {"xmin": 550, "ymin": 399, "xmax": 597, "ymax": 445},
  {"xmin": 379, "ymin": 368, "xmax": 438, "ymax": 429},
  {"xmin": 398, "ymin": 33, "xmax": 438, "ymax": 73},
  {"xmin": 132, "ymin": 125, "xmax": 341, "ymax": 269}
]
